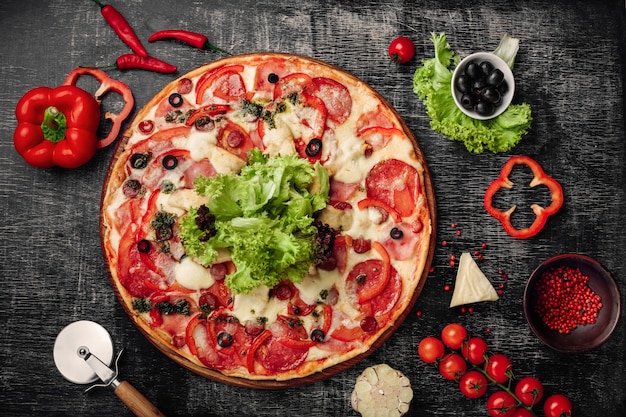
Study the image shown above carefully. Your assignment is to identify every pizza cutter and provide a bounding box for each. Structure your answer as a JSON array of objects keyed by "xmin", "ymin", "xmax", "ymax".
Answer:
[{"xmin": 53, "ymin": 320, "xmax": 166, "ymax": 417}]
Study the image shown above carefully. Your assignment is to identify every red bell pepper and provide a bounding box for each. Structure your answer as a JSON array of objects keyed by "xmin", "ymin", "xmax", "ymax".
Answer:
[
  {"xmin": 13, "ymin": 67, "xmax": 133, "ymax": 168},
  {"xmin": 484, "ymin": 155, "xmax": 563, "ymax": 239}
]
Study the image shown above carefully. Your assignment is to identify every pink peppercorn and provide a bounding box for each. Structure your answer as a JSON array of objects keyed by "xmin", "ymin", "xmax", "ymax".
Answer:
[{"xmin": 533, "ymin": 266, "xmax": 603, "ymax": 334}]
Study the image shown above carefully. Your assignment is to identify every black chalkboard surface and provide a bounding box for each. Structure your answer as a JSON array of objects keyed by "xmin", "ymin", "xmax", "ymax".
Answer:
[{"xmin": 1, "ymin": 1, "xmax": 624, "ymax": 416}]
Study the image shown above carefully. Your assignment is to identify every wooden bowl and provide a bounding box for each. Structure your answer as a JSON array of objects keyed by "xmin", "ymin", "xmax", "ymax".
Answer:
[{"xmin": 523, "ymin": 254, "xmax": 621, "ymax": 353}]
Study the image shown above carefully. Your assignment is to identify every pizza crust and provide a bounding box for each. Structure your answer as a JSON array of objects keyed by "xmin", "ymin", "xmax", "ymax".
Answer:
[{"xmin": 100, "ymin": 53, "xmax": 435, "ymax": 386}]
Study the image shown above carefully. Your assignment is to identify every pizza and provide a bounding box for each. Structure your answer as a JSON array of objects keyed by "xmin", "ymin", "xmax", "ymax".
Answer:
[{"xmin": 100, "ymin": 53, "xmax": 434, "ymax": 385}]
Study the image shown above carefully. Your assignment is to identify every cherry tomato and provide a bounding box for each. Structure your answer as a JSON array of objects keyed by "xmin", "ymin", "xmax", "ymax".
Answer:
[
  {"xmin": 485, "ymin": 353, "xmax": 513, "ymax": 383},
  {"xmin": 388, "ymin": 36, "xmax": 415, "ymax": 64},
  {"xmin": 543, "ymin": 394, "xmax": 573, "ymax": 417},
  {"xmin": 510, "ymin": 408, "xmax": 534, "ymax": 417},
  {"xmin": 486, "ymin": 390, "xmax": 517, "ymax": 417},
  {"xmin": 418, "ymin": 336, "xmax": 445, "ymax": 363},
  {"xmin": 441, "ymin": 323, "xmax": 467, "ymax": 349},
  {"xmin": 438, "ymin": 353, "xmax": 467, "ymax": 381},
  {"xmin": 459, "ymin": 370, "xmax": 488, "ymax": 399},
  {"xmin": 514, "ymin": 376, "xmax": 544, "ymax": 407},
  {"xmin": 461, "ymin": 336, "xmax": 488, "ymax": 365}
]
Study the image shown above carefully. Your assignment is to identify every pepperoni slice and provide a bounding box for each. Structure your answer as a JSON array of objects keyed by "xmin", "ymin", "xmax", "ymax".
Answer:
[
  {"xmin": 217, "ymin": 120, "xmax": 254, "ymax": 160},
  {"xmin": 273, "ymin": 72, "xmax": 318, "ymax": 100},
  {"xmin": 256, "ymin": 318, "xmax": 309, "ymax": 373},
  {"xmin": 199, "ymin": 279, "xmax": 234, "ymax": 312},
  {"xmin": 365, "ymin": 159, "xmax": 422, "ymax": 218},
  {"xmin": 358, "ymin": 126, "xmax": 404, "ymax": 152},
  {"xmin": 196, "ymin": 64, "xmax": 246, "ymax": 104},
  {"xmin": 355, "ymin": 105, "xmax": 394, "ymax": 133},
  {"xmin": 187, "ymin": 312, "xmax": 251, "ymax": 370},
  {"xmin": 345, "ymin": 257, "xmax": 402, "ymax": 318},
  {"xmin": 312, "ymin": 77, "xmax": 352, "ymax": 125},
  {"xmin": 253, "ymin": 59, "xmax": 292, "ymax": 99}
]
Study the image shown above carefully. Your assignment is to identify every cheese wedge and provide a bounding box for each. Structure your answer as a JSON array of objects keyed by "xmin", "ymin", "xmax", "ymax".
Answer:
[{"xmin": 450, "ymin": 252, "xmax": 499, "ymax": 307}]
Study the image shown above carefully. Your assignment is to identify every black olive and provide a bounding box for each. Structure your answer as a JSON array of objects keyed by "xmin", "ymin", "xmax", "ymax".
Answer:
[
  {"xmin": 472, "ymin": 78, "xmax": 487, "ymax": 92},
  {"xmin": 268, "ymin": 73, "xmax": 279, "ymax": 83},
  {"xmin": 137, "ymin": 239, "xmax": 151, "ymax": 253},
  {"xmin": 476, "ymin": 101, "xmax": 495, "ymax": 116},
  {"xmin": 390, "ymin": 227, "xmax": 403, "ymax": 240},
  {"xmin": 482, "ymin": 86, "xmax": 502, "ymax": 105},
  {"xmin": 455, "ymin": 74, "xmax": 472, "ymax": 94},
  {"xmin": 311, "ymin": 329, "xmax": 325, "ymax": 343},
  {"xmin": 460, "ymin": 94, "xmax": 476, "ymax": 110},
  {"xmin": 480, "ymin": 61, "xmax": 494, "ymax": 77},
  {"xmin": 217, "ymin": 331, "xmax": 233, "ymax": 348},
  {"xmin": 465, "ymin": 61, "xmax": 481, "ymax": 79},
  {"xmin": 162, "ymin": 155, "xmax": 178, "ymax": 170},
  {"xmin": 130, "ymin": 153, "xmax": 150, "ymax": 169},
  {"xmin": 305, "ymin": 138, "xmax": 323, "ymax": 157},
  {"xmin": 168, "ymin": 93, "xmax": 183, "ymax": 108},
  {"xmin": 486, "ymin": 69, "xmax": 505, "ymax": 87},
  {"xmin": 497, "ymin": 80, "xmax": 509, "ymax": 95}
]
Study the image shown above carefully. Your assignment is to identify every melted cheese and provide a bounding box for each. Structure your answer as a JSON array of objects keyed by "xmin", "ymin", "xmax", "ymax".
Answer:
[
  {"xmin": 231, "ymin": 285, "xmax": 287, "ymax": 324},
  {"xmin": 174, "ymin": 257, "xmax": 215, "ymax": 290},
  {"xmin": 157, "ymin": 188, "xmax": 208, "ymax": 217},
  {"xmin": 186, "ymin": 130, "xmax": 218, "ymax": 160}
]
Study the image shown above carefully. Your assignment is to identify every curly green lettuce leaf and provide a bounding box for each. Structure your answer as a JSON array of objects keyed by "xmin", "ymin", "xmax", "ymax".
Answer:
[
  {"xmin": 413, "ymin": 32, "xmax": 532, "ymax": 154},
  {"xmin": 179, "ymin": 148, "xmax": 329, "ymax": 294}
]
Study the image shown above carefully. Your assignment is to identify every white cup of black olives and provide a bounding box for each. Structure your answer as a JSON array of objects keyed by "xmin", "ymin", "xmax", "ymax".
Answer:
[{"xmin": 451, "ymin": 52, "xmax": 515, "ymax": 120}]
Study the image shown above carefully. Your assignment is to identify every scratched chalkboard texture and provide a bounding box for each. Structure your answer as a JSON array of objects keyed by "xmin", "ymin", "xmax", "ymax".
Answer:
[{"xmin": 0, "ymin": 0, "xmax": 624, "ymax": 416}]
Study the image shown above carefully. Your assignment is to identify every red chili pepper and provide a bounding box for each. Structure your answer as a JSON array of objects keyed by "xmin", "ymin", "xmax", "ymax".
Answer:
[
  {"xmin": 484, "ymin": 155, "xmax": 563, "ymax": 239},
  {"xmin": 148, "ymin": 29, "xmax": 231, "ymax": 55},
  {"xmin": 13, "ymin": 67, "xmax": 133, "ymax": 168},
  {"xmin": 90, "ymin": 0, "xmax": 148, "ymax": 57},
  {"xmin": 114, "ymin": 54, "xmax": 177, "ymax": 73}
]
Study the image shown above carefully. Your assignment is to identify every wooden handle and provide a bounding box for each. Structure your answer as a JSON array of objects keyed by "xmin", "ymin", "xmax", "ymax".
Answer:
[{"xmin": 114, "ymin": 380, "xmax": 166, "ymax": 417}]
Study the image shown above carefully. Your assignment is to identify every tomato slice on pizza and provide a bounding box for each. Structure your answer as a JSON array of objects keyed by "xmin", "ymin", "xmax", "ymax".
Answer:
[{"xmin": 100, "ymin": 53, "xmax": 433, "ymax": 385}]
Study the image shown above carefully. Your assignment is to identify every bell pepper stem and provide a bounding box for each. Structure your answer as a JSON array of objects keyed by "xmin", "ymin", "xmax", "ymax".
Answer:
[{"xmin": 41, "ymin": 106, "xmax": 67, "ymax": 143}]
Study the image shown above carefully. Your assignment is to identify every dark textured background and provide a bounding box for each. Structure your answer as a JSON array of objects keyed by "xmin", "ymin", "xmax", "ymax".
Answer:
[{"xmin": 1, "ymin": 0, "xmax": 625, "ymax": 416}]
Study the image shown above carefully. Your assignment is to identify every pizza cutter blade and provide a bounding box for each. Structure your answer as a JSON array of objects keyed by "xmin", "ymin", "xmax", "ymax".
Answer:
[{"xmin": 53, "ymin": 321, "xmax": 166, "ymax": 417}]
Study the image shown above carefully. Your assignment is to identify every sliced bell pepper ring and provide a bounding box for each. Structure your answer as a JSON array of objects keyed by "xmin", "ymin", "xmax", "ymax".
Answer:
[
  {"xmin": 357, "ymin": 197, "xmax": 402, "ymax": 223},
  {"xmin": 185, "ymin": 104, "xmax": 231, "ymax": 126},
  {"xmin": 246, "ymin": 329, "xmax": 271, "ymax": 373},
  {"xmin": 63, "ymin": 67, "xmax": 134, "ymax": 148},
  {"xmin": 484, "ymin": 155, "xmax": 563, "ymax": 239}
]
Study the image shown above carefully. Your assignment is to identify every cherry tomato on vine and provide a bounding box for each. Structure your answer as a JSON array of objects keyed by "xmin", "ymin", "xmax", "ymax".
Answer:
[
  {"xmin": 462, "ymin": 336, "xmax": 489, "ymax": 365},
  {"xmin": 459, "ymin": 370, "xmax": 488, "ymax": 399},
  {"xmin": 514, "ymin": 376, "xmax": 544, "ymax": 407},
  {"xmin": 441, "ymin": 323, "xmax": 467, "ymax": 349},
  {"xmin": 485, "ymin": 353, "xmax": 513, "ymax": 383},
  {"xmin": 543, "ymin": 394, "xmax": 573, "ymax": 417},
  {"xmin": 511, "ymin": 408, "xmax": 534, "ymax": 417},
  {"xmin": 388, "ymin": 36, "xmax": 415, "ymax": 64},
  {"xmin": 438, "ymin": 353, "xmax": 467, "ymax": 381},
  {"xmin": 486, "ymin": 390, "xmax": 517, "ymax": 417},
  {"xmin": 418, "ymin": 336, "xmax": 445, "ymax": 363}
]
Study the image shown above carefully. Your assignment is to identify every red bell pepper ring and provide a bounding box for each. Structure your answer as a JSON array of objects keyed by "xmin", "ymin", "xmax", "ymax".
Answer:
[
  {"xmin": 14, "ymin": 67, "xmax": 133, "ymax": 168},
  {"xmin": 484, "ymin": 155, "xmax": 564, "ymax": 239},
  {"xmin": 63, "ymin": 67, "xmax": 134, "ymax": 148}
]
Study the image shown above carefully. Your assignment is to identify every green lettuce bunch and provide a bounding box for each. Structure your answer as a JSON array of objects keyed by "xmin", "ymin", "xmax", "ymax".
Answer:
[{"xmin": 180, "ymin": 149, "xmax": 329, "ymax": 294}]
